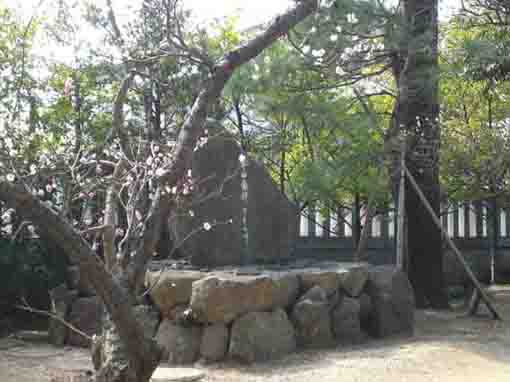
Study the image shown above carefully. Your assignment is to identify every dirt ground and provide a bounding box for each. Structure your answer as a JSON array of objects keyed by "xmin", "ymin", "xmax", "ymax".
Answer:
[{"xmin": 2, "ymin": 287, "xmax": 510, "ymax": 382}]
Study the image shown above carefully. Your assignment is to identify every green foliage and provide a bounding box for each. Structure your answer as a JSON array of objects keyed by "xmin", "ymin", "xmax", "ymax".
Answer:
[
  {"xmin": 439, "ymin": 17, "xmax": 510, "ymax": 201},
  {"xmin": 0, "ymin": 239, "xmax": 67, "ymax": 314}
]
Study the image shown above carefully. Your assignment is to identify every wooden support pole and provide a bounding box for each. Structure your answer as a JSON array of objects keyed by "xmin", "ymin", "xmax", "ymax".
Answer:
[
  {"xmin": 403, "ymin": 164, "xmax": 501, "ymax": 320},
  {"xmin": 396, "ymin": 147, "xmax": 406, "ymax": 270}
]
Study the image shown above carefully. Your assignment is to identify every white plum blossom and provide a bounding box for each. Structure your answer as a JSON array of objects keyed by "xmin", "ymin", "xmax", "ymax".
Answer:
[
  {"xmin": 45, "ymin": 184, "xmax": 53, "ymax": 193},
  {"xmin": 310, "ymin": 26, "xmax": 317, "ymax": 33},
  {"xmin": 347, "ymin": 13, "xmax": 359, "ymax": 23},
  {"xmin": 312, "ymin": 49, "xmax": 326, "ymax": 57},
  {"xmin": 203, "ymin": 222, "xmax": 212, "ymax": 231},
  {"xmin": 238, "ymin": 153, "xmax": 247, "ymax": 164},
  {"xmin": 189, "ymin": 210, "xmax": 195, "ymax": 217},
  {"xmin": 64, "ymin": 78, "xmax": 73, "ymax": 96},
  {"xmin": 29, "ymin": 164, "xmax": 37, "ymax": 175},
  {"xmin": 1, "ymin": 212, "xmax": 12, "ymax": 224},
  {"xmin": 155, "ymin": 168, "xmax": 165, "ymax": 177},
  {"xmin": 302, "ymin": 45, "xmax": 310, "ymax": 54},
  {"xmin": 5, "ymin": 137, "xmax": 14, "ymax": 149},
  {"xmin": 6, "ymin": 173, "xmax": 15, "ymax": 182},
  {"xmin": 1, "ymin": 224, "xmax": 13, "ymax": 235},
  {"xmin": 330, "ymin": 34, "xmax": 338, "ymax": 42}
]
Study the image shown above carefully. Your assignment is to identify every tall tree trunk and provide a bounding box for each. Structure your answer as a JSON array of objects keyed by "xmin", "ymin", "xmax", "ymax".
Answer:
[{"xmin": 393, "ymin": 0, "xmax": 449, "ymax": 308}]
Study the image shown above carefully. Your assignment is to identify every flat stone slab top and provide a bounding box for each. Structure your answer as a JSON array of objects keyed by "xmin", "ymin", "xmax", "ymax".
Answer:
[
  {"xmin": 147, "ymin": 259, "xmax": 369, "ymax": 276},
  {"xmin": 146, "ymin": 260, "xmax": 369, "ymax": 322},
  {"xmin": 151, "ymin": 367, "xmax": 205, "ymax": 382}
]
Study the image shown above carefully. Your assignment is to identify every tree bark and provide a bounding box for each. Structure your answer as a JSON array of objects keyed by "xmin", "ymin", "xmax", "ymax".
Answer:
[{"xmin": 392, "ymin": 0, "xmax": 449, "ymax": 308}]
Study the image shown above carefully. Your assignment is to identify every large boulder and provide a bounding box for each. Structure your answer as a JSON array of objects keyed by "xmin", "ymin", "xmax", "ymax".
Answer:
[
  {"xmin": 290, "ymin": 286, "xmax": 334, "ymax": 348},
  {"xmin": 170, "ymin": 129, "xmax": 299, "ymax": 266},
  {"xmin": 155, "ymin": 320, "xmax": 202, "ymax": 364},
  {"xmin": 331, "ymin": 296, "xmax": 365, "ymax": 344},
  {"xmin": 337, "ymin": 263, "xmax": 369, "ymax": 297},
  {"xmin": 200, "ymin": 324, "xmax": 229, "ymax": 362},
  {"xmin": 133, "ymin": 304, "xmax": 160, "ymax": 338},
  {"xmin": 229, "ymin": 309, "xmax": 296, "ymax": 363},
  {"xmin": 190, "ymin": 273, "xmax": 299, "ymax": 324},
  {"xmin": 363, "ymin": 266, "xmax": 415, "ymax": 338},
  {"xmin": 443, "ymin": 249, "xmax": 490, "ymax": 286},
  {"xmin": 145, "ymin": 270, "xmax": 203, "ymax": 318},
  {"xmin": 299, "ymin": 271, "xmax": 340, "ymax": 296},
  {"xmin": 66, "ymin": 265, "xmax": 96, "ymax": 297},
  {"xmin": 48, "ymin": 284, "xmax": 78, "ymax": 346},
  {"xmin": 67, "ymin": 296, "xmax": 102, "ymax": 347},
  {"xmin": 359, "ymin": 292, "xmax": 372, "ymax": 328},
  {"xmin": 297, "ymin": 263, "xmax": 368, "ymax": 298}
]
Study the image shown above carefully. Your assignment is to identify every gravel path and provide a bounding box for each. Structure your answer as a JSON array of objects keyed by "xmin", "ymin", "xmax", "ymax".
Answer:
[{"xmin": 2, "ymin": 287, "xmax": 510, "ymax": 382}]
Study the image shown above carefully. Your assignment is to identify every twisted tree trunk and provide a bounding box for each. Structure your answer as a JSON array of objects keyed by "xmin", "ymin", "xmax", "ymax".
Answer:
[
  {"xmin": 390, "ymin": 0, "xmax": 449, "ymax": 308},
  {"xmin": 0, "ymin": 1, "xmax": 319, "ymax": 381}
]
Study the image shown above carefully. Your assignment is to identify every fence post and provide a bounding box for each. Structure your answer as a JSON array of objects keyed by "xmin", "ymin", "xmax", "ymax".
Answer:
[
  {"xmin": 323, "ymin": 205, "xmax": 331, "ymax": 238},
  {"xmin": 352, "ymin": 195, "xmax": 360, "ymax": 248},
  {"xmin": 453, "ymin": 201, "xmax": 459, "ymax": 238},
  {"xmin": 308, "ymin": 202, "xmax": 316, "ymax": 238},
  {"xmin": 336, "ymin": 207, "xmax": 345, "ymax": 237},
  {"xmin": 475, "ymin": 201, "xmax": 483, "ymax": 237},
  {"xmin": 488, "ymin": 198, "xmax": 498, "ymax": 284},
  {"xmin": 465, "ymin": 202, "xmax": 471, "ymax": 238},
  {"xmin": 506, "ymin": 208, "xmax": 510, "ymax": 237}
]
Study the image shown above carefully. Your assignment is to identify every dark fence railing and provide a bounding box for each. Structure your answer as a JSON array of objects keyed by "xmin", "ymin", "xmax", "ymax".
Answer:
[{"xmin": 294, "ymin": 201, "xmax": 510, "ymax": 272}]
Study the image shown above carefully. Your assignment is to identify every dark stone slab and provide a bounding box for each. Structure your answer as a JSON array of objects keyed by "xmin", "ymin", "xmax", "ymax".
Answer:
[{"xmin": 170, "ymin": 130, "xmax": 299, "ymax": 266}]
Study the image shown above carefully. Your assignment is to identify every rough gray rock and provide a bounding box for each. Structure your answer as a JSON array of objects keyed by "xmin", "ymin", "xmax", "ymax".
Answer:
[
  {"xmin": 291, "ymin": 286, "xmax": 334, "ymax": 348},
  {"xmin": 169, "ymin": 130, "xmax": 299, "ymax": 266},
  {"xmin": 301, "ymin": 285, "xmax": 328, "ymax": 302},
  {"xmin": 331, "ymin": 296, "xmax": 365, "ymax": 344},
  {"xmin": 66, "ymin": 265, "xmax": 96, "ymax": 297},
  {"xmin": 156, "ymin": 320, "xmax": 202, "ymax": 364},
  {"xmin": 359, "ymin": 292, "xmax": 372, "ymax": 328},
  {"xmin": 48, "ymin": 284, "xmax": 77, "ymax": 346},
  {"xmin": 229, "ymin": 309, "xmax": 296, "ymax": 363},
  {"xmin": 145, "ymin": 270, "xmax": 203, "ymax": 318},
  {"xmin": 200, "ymin": 324, "xmax": 229, "ymax": 362},
  {"xmin": 67, "ymin": 296, "xmax": 102, "ymax": 347},
  {"xmin": 190, "ymin": 274, "xmax": 299, "ymax": 324},
  {"xmin": 133, "ymin": 304, "xmax": 160, "ymax": 338},
  {"xmin": 299, "ymin": 271, "xmax": 340, "ymax": 296},
  {"xmin": 337, "ymin": 264, "xmax": 369, "ymax": 297},
  {"xmin": 443, "ymin": 249, "xmax": 490, "ymax": 286},
  {"xmin": 363, "ymin": 266, "xmax": 415, "ymax": 338}
]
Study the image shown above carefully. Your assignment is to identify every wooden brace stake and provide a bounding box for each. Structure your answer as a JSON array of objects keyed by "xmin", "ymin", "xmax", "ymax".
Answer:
[{"xmin": 403, "ymin": 163, "xmax": 502, "ymax": 320}]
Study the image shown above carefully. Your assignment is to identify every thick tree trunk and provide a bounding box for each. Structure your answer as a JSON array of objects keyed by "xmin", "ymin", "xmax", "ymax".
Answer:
[{"xmin": 392, "ymin": 0, "xmax": 449, "ymax": 308}]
